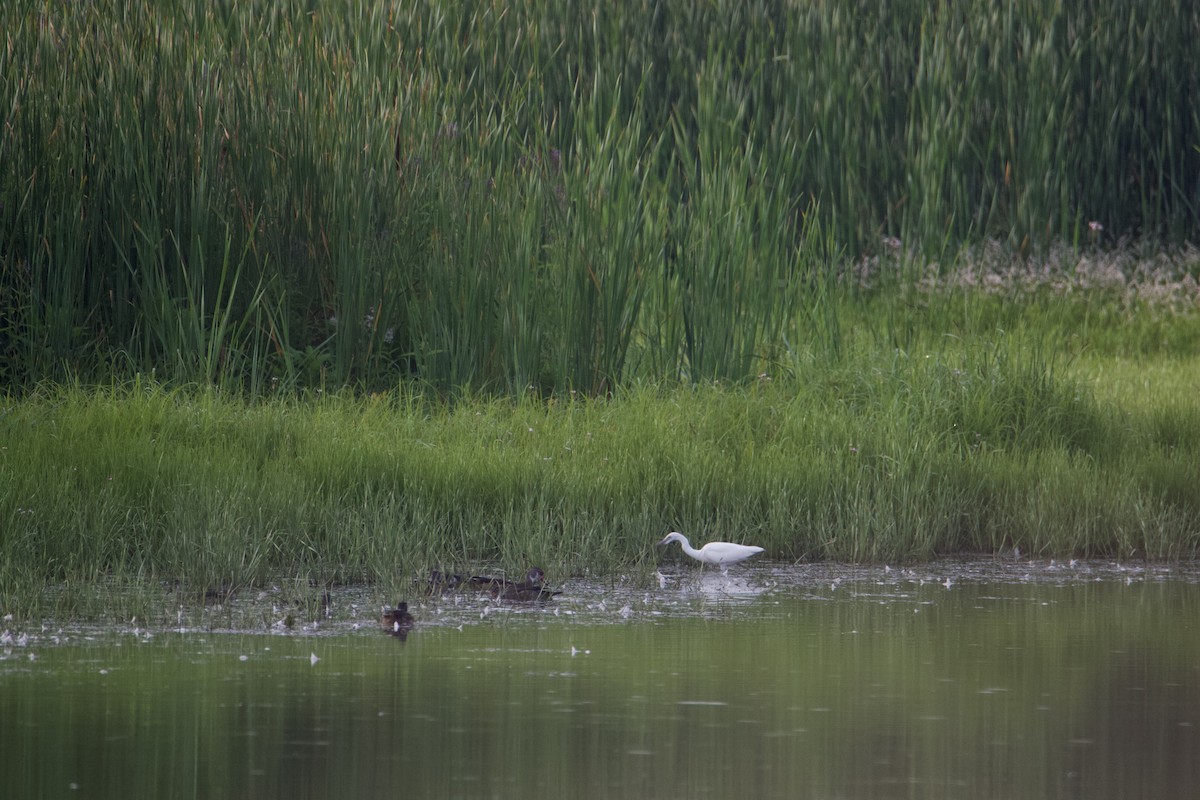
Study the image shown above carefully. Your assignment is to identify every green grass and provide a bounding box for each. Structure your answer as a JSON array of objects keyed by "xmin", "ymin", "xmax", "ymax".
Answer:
[
  {"xmin": 3, "ymin": 333, "xmax": 1198, "ymax": 616},
  {"xmin": 2, "ymin": 0, "xmax": 1197, "ymax": 393}
]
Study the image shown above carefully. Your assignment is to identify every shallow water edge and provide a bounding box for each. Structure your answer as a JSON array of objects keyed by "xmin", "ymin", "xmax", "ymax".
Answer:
[{"xmin": 4, "ymin": 558, "xmax": 1199, "ymax": 800}]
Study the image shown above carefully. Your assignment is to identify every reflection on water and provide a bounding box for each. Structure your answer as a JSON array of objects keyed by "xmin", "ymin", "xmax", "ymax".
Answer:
[{"xmin": 3, "ymin": 560, "xmax": 1200, "ymax": 799}]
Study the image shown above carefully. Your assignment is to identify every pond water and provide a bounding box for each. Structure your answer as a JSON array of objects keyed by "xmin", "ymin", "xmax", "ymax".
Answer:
[{"xmin": 3, "ymin": 559, "xmax": 1199, "ymax": 799}]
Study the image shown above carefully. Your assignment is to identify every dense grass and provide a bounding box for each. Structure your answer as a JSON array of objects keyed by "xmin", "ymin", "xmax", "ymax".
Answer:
[
  {"xmin": 2, "ymin": 0, "xmax": 1197, "ymax": 392},
  {"xmin": 4, "ymin": 334, "xmax": 1199, "ymax": 615}
]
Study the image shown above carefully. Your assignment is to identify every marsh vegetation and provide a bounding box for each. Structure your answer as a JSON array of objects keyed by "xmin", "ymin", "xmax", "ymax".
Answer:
[
  {"xmin": 1, "ymin": 1, "xmax": 1198, "ymax": 614},
  {"xmin": 3, "ymin": 0, "xmax": 1197, "ymax": 391}
]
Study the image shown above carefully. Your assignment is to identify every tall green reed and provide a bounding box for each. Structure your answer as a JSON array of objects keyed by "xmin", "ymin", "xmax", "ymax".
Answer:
[{"xmin": 1, "ymin": 0, "xmax": 1195, "ymax": 395}]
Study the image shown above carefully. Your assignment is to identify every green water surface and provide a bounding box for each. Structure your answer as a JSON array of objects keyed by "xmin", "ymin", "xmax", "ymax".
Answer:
[{"xmin": 2, "ymin": 562, "xmax": 1198, "ymax": 799}]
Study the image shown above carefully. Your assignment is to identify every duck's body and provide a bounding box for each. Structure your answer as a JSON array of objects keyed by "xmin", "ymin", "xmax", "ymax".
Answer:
[
  {"xmin": 426, "ymin": 570, "xmax": 466, "ymax": 594},
  {"xmin": 203, "ymin": 583, "xmax": 237, "ymax": 605},
  {"xmin": 492, "ymin": 584, "xmax": 561, "ymax": 601},
  {"xmin": 487, "ymin": 567, "xmax": 561, "ymax": 602},
  {"xmin": 427, "ymin": 567, "xmax": 556, "ymax": 596},
  {"xmin": 425, "ymin": 567, "xmax": 561, "ymax": 601},
  {"xmin": 382, "ymin": 601, "xmax": 416, "ymax": 638},
  {"xmin": 657, "ymin": 532, "xmax": 764, "ymax": 574},
  {"xmin": 492, "ymin": 580, "xmax": 561, "ymax": 602},
  {"xmin": 466, "ymin": 574, "xmax": 505, "ymax": 590}
]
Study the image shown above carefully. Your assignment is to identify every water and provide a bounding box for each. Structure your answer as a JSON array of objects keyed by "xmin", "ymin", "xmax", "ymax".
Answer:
[{"xmin": 3, "ymin": 560, "xmax": 1199, "ymax": 799}]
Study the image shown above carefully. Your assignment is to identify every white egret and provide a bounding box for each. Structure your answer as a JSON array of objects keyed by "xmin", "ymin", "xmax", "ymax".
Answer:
[{"xmin": 657, "ymin": 531, "xmax": 764, "ymax": 574}]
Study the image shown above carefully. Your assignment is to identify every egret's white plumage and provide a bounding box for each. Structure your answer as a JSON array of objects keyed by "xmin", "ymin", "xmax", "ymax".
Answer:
[{"xmin": 657, "ymin": 531, "xmax": 764, "ymax": 573}]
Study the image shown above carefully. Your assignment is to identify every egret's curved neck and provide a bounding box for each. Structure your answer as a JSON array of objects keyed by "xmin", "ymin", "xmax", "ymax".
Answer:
[{"xmin": 676, "ymin": 536, "xmax": 702, "ymax": 560}]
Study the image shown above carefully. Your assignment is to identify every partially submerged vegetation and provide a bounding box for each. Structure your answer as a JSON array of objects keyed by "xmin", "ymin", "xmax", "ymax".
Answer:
[{"xmin": 1, "ymin": 2, "xmax": 1198, "ymax": 616}]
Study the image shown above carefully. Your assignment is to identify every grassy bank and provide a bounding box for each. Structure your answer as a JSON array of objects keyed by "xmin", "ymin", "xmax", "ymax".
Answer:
[{"xmin": 4, "ymin": 333, "xmax": 1199, "ymax": 616}]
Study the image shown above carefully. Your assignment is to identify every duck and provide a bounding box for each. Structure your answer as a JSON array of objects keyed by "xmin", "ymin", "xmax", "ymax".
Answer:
[
  {"xmin": 426, "ymin": 569, "xmax": 525, "ymax": 594},
  {"xmin": 425, "ymin": 566, "xmax": 561, "ymax": 600},
  {"xmin": 382, "ymin": 601, "xmax": 416, "ymax": 638},
  {"xmin": 202, "ymin": 582, "xmax": 237, "ymax": 605},
  {"xmin": 489, "ymin": 567, "xmax": 562, "ymax": 602},
  {"xmin": 425, "ymin": 570, "xmax": 466, "ymax": 594},
  {"xmin": 462, "ymin": 567, "xmax": 547, "ymax": 592},
  {"xmin": 466, "ymin": 573, "xmax": 506, "ymax": 590}
]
